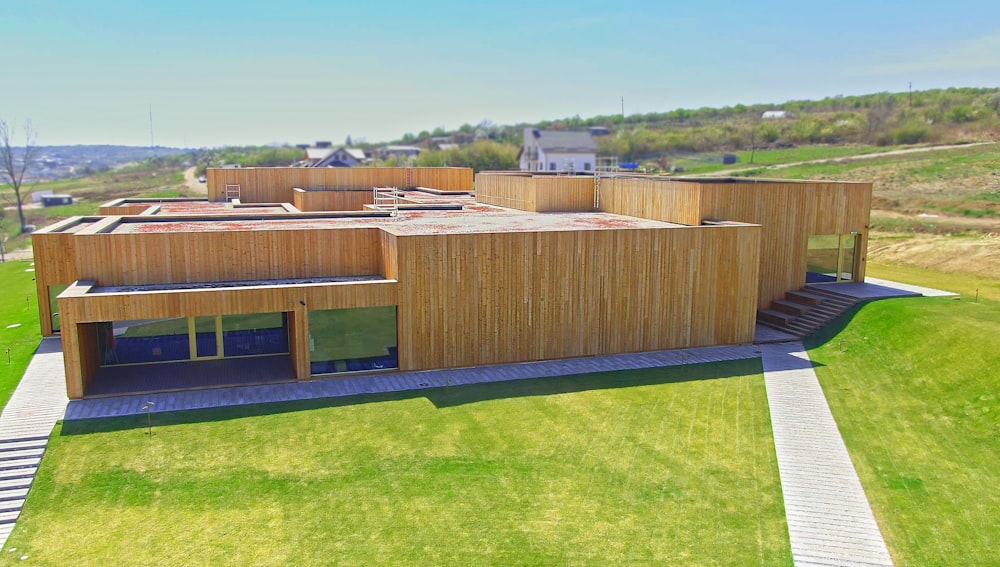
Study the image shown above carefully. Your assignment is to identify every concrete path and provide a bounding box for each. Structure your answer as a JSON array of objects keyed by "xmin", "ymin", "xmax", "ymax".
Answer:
[
  {"xmin": 762, "ymin": 342, "xmax": 893, "ymax": 567},
  {"xmin": 0, "ymin": 338, "xmax": 68, "ymax": 546},
  {"xmin": 65, "ymin": 343, "xmax": 761, "ymax": 420}
]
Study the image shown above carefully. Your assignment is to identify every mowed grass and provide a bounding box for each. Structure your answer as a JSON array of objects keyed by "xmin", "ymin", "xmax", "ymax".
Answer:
[
  {"xmin": 0, "ymin": 260, "xmax": 43, "ymax": 410},
  {"xmin": 3, "ymin": 360, "xmax": 792, "ymax": 566},
  {"xmin": 807, "ymin": 271, "xmax": 999, "ymax": 565}
]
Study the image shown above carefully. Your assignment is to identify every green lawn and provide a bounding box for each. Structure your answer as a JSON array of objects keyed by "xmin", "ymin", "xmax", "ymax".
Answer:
[
  {"xmin": 0, "ymin": 260, "xmax": 43, "ymax": 411},
  {"xmin": 2, "ymin": 360, "xmax": 791, "ymax": 566},
  {"xmin": 675, "ymin": 144, "xmax": 908, "ymax": 174},
  {"xmin": 807, "ymin": 271, "xmax": 999, "ymax": 565}
]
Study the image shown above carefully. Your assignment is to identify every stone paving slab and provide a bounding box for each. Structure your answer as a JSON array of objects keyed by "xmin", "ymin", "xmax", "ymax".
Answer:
[
  {"xmin": 862, "ymin": 277, "xmax": 958, "ymax": 298},
  {"xmin": 0, "ymin": 338, "xmax": 69, "ymax": 547},
  {"xmin": 64, "ymin": 343, "xmax": 761, "ymax": 420},
  {"xmin": 761, "ymin": 342, "xmax": 893, "ymax": 567}
]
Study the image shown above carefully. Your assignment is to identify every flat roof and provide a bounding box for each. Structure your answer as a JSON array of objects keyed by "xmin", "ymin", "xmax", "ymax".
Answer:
[{"xmin": 106, "ymin": 208, "xmax": 695, "ymax": 236}]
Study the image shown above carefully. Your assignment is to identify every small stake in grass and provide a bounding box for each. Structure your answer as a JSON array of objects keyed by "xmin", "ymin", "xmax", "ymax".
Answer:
[
  {"xmin": 975, "ymin": 288, "xmax": 979, "ymax": 303},
  {"xmin": 5, "ymin": 348, "xmax": 10, "ymax": 365},
  {"xmin": 142, "ymin": 401, "xmax": 155, "ymax": 435}
]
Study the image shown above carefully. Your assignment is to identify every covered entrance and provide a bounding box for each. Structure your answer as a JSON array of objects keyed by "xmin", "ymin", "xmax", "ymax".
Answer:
[
  {"xmin": 85, "ymin": 312, "xmax": 295, "ymax": 396},
  {"xmin": 806, "ymin": 233, "xmax": 860, "ymax": 284}
]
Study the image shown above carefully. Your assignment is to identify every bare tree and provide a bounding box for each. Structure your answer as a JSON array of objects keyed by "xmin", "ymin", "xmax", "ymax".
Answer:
[{"xmin": 0, "ymin": 120, "xmax": 40, "ymax": 233}]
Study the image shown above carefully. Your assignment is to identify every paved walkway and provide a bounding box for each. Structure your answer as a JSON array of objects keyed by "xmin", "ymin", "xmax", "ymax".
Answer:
[
  {"xmin": 762, "ymin": 342, "xmax": 893, "ymax": 567},
  {"xmin": 0, "ymin": 338, "xmax": 68, "ymax": 546},
  {"xmin": 65, "ymin": 343, "xmax": 761, "ymax": 420}
]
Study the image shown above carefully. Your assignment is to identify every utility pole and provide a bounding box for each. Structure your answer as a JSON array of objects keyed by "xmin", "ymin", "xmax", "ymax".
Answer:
[
  {"xmin": 621, "ymin": 96, "xmax": 625, "ymax": 121},
  {"xmin": 908, "ymin": 82, "xmax": 913, "ymax": 108}
]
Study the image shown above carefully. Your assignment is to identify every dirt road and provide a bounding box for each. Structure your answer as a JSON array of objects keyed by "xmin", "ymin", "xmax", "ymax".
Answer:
[
  {"xmin": 690, "ymin": 141, "xmax": 996, "ymax": 178},
  {"xmin": 183, "ymin": 166, "xmax": 208, "ymax": 195}
]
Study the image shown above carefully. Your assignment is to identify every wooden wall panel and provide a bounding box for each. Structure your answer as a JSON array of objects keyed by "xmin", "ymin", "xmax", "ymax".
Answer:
[
  {"xmin": 73, "ymin": 227, "xmax": 385, "ymax": 286},
  {"xmin": 598, "ymin": 178, "xmax": 702, "ymax": 225},
  {"xmin": 292, "ymin": 188, "xmax": 374, "ymax": 212},
  {"xmin": 100, "ymin": 203, "xmax": 153, "ymax": 216},
  {"xmin": 474, "ymin": 173, "xmax": 535, "ymax": 210},
  {"xmin": 208, "ymin": 167, "xmax": 473, "ymax": 203},
  {"xmin": 393, "ymin": 226, "xmax": 759, "ymax": 372},
  {"xmin": 534, "ymin": 176, "xmax": 596, "ymax": 212},
  {"xmin": 31, "ymin": 230, "xmax": 82, "ymax": 336},
  {"xmin": 699, "ymin": 181, "xmax": 871, "ymax": 307}
]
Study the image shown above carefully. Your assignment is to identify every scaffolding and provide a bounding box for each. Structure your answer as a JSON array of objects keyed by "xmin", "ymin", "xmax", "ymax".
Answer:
[
  {"xmin": 593, "ymin": 157, "xmax": 619, "ymax": 209},
  {"xmin": 372, "ymin": 186, "xmax": 400, "ymax": 215}
]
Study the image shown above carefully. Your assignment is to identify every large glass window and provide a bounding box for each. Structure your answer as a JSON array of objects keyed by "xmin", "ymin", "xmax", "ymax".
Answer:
[
  {"xmin": 222, "ymin": 313, "xmax": 289, "ymax": 357},
  {"xmin": 807, "ymin": 234, "xmax": 859, "ymax": 283},
  {"xmin": 97, "ymin": 312, "xmax": 289, "ymax": 366},
  {"xmin": 309, "ymin": 306, "xmax": 398, "ymax": 375},
  {"xmin": 101, "ymin": 318, "xmax": 191, "ymax": 365}
]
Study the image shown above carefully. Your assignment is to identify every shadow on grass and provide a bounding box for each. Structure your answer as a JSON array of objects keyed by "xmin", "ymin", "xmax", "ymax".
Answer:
[
  {"xmin": 60, "ymin": 358, "xmax": 762, "ymax": 435},
  {"xmin": 803, "ymin": 301, "xmax": 871, "ymax": 350}
]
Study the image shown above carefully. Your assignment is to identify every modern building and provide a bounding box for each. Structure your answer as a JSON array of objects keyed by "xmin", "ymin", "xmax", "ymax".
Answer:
[
  {"xmin": 519, "ymin": 128, "xmax": 598, "ymax": 172},
  {"xmin": 32, "ymin": 167, "xmax": 871, "ymax": 399}
]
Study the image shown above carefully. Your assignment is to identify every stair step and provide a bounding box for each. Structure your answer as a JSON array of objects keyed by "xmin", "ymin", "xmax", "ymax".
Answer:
[
  {"xmin": 0, "ymin": 440, "xmax": 47, "ymax": 453},
  {"xmin": 0, "ymin": 436, "xmax": 51, "ymax": 445},
  {"xmin": 786, "ymin": 290, "xmax": 827, "ymax": 306},
  {"xmin": 0, "ymin": 499, "xmax": 24, "ymax": 513},
  {"xmin": 772, "ymin": 299, "xmax": 811, "ymax": 316},
  {"xmin": 0, "ymin": 510, "xmax": 22, "ymax": 524},
  {"xmin": 0, "ymin": 489, "xmax": 29, "ymax": 502},
  {"xmin": 0, "ymin": 458, "xmax": 40, "ymax": 472},
  {"xmin": 0, "ymin": 469, "xmax": 35, "ymax": 481},
  {"xmin": 757, "ymin": 309, "xmax": 795, "ymax": 326},
  {"xmin": 0, "ymin": 449, "xmax": 45, "ymax": 461},
  {"xmin": 0, "ymin": 478, "xmax": 33, "ymax": 491}
]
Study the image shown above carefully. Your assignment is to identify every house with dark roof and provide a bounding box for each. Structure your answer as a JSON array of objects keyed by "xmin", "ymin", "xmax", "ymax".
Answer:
[
  {"xmin": 313, "ymin": 147, "xmax": 367, "ymax": 168},
  {"xmin": 519, "ymin": 128, "xmax": 598, "ymax": 172}
]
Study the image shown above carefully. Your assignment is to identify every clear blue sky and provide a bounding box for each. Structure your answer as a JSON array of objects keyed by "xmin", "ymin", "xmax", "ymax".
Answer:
[{"xmin": 3, "ymin": 0, "xmax": 998, "ymax": 147}]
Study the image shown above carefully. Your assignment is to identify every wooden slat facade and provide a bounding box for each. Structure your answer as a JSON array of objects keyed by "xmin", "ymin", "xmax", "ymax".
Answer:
[
  {"xmin": 58, "ymin": 280, "xmax": 399, "ymax": 398},
  {"xmin": 208, "ymin": 167, "xmax": 473, "ymax": 203},
  {"xmin": 393, "ymin": 225, "xmax": 760, "ymax": 371},
  {"xmin": 473, "ymin": 173, "xmax": 595, "ymax": 212},
  {"xmin": 598, "ymin": 178, "xmax": 702, "ymax": 225},
  {"xmin": 71, "ymin": 226, "xmax": 384, "ymax": 286},
  {"xmin": 292, "ymin": 188, "xmax": 375, "ymax": 212},
  {"xmin": 698, "ymin": 181, "xmax": 871, "ymax": 306},
  {"xmin": 475, "ymin": 173, "xmax": 871, "ymax": 308}
]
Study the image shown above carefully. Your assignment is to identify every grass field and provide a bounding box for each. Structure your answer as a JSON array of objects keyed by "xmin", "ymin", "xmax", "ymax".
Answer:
[
  {"xmin": 2, "ymin": 360, "xmax": 792, "ymax": 566},
  {"xmin": 0, "ymin": 260, "xmax": 42, "ymax": 411},
  {"xmin": 736, "ymin": 144, "xmax": 1000, "ymax": 222},
  {"xmin": 807, "ymin": 288, "xmax": 999, "ymax": 566},
  {"xmin": 1, "ymin": 165, "xmax": 191, "ymax": 252},
  {"xmin": 672, "ymin": 144, "xmax": 907, "ymax": 174}
]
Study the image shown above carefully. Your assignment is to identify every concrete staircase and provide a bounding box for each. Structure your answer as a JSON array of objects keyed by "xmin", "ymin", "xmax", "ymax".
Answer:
[
  {"xmin": 0, "ymin": 436, "xmax": 48, "ymax": 537},
  {"xmin": 757, "ymin": 285, "xmax": 860, "ymax": 338}
]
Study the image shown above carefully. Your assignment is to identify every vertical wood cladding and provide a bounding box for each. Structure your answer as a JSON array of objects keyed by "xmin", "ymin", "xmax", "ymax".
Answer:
[
  {"xmin": 392, "ymin": 225, "xmax": 759, "ymax": 371},
  {"xmin": 71, "ymin": 227, "xmax": 384, "ymax": 286},
  {"xmin": 698, "ymin": 181, "xmax": 872, "ymax": 307},
  {"xmin": 208, "ymin": 167, "xmax": 473, "ymax": 203}
]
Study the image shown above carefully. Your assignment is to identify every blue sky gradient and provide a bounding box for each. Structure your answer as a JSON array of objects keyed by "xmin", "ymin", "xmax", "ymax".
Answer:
[{"xmin": 3, "ymin": 0, "xmax": 999, "ymax": 147}]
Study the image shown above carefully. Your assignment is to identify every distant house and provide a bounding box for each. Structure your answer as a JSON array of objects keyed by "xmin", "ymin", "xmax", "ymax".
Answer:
[
  {"xmin": 313, "ymin": 147, "xmax": 367, "ymax": 168},
  {"xmin": 379, "ymin": 145, "xmax": 422, "ymax": 160},
  {"xmin": 519, "ymin": 128, "xmax": 597, "ymax": 172},
  {"xmin": 762, "ymin": 110, "xmax": 791, "ymax": 119}
]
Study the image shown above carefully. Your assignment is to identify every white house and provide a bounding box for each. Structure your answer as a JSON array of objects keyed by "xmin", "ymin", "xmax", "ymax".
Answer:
[
  {"xmin": 519, "ymin": 128, "xmax": 598, "ymax": 172},
  {"xmin": 313, "ymin": 147, "xmax": 367, "ymax": 168},
  {"xmin": 762, "ymin": 110, "xmax": 791, "ymax": 119}
]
